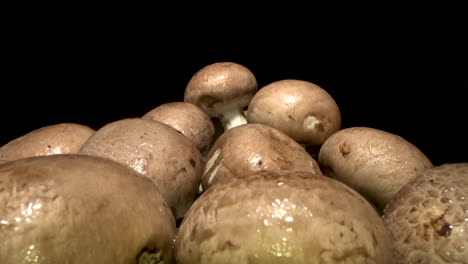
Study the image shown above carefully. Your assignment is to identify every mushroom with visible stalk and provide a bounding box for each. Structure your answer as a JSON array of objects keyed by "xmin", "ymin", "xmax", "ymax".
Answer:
[
  {"xmin": 246, "ymin": 79, "xmax": 341, "ymax": 159},
  {"xmin": 383, "ymin": 163, "xmax": 468, "ymax": 264},
  {"xmin": 318, "ymin": 126, "xmax": 433, "ymax": 211},
  {"xmin": 201, "ymin": 123, "xmax": 322, "ymax": 191},
  {"xmin": 0, "ymin": 123, "xmax": 95, "ymax": 161},
  {"xmin": 0, "ymin": 154, "xmax": 176, "ymax": 263},
  {"xmin": 184, "ymin": 62, "xmax": 258, "ymax": 131},
  {"xmin": 176, "ymin": 170, "xmax": 394, "ymax": 264},
  {"xmin": 79, "ymin": 118, "xmax": 203, "ymax": 220},
  {"xmin": 142, "ymin": 102, "xmax": 215, "ymax": 155}
]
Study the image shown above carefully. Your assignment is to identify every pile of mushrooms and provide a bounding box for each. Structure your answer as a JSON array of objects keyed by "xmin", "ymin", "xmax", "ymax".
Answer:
[{"xmin": 0, "ymin": 61, "xmax": 466, "ymax": 263}]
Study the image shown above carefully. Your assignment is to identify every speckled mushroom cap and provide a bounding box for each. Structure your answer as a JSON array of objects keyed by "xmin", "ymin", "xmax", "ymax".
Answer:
[
  {"xmin": 383, "ymin": 163, "xmax": 468, "ymax": 264},
  {"xmin": 0, "ymin": 154, "xmax": 176, "ymax": 264},
  {"xmin": 0, "ymin": 123, "xmax": 95, "ymax": 161},
  {"xmin": 318, "ymin": 126, "xmax": 433, "ymax": 210},
  {"xmin": 201, "ymin": 123, "xmax": 322, "ymax": 190},
  {"xmin": 246, "ymin": 79, "xmax": 341, "ymax": 146},
  {"xmin": 176, "ymin": 170, "xmax": 394, "ymax": 264},
  {"xmin": 184, "ymin": 62, "xmax": 257, "ymax": 130},
  {"xmin": 79, "ymin": 118, "xmax": 203, "ymax": 220},
  {"xmin": 142, "ymin": 102, "xmax": 215, "ymax": 154}
]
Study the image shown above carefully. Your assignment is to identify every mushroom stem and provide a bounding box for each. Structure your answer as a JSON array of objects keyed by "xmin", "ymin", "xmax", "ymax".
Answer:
[{"xmin": 220, "ymin": 107, "xmax": 247, "ymax": 131}]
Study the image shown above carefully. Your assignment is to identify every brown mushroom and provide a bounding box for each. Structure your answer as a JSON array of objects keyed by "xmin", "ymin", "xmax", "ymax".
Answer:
[
  {"xmin": 142, "ymin": 102, "xmax": 215, "ymax": 154},
  {"xmin": 176, "ymin": 170, "xmax": 394, "ymax": 263},
  {"xmin": 201, "ymin": 123, "xmax": 322, "ymax": 191},
  {"xmin": 318, "ymin": 126, "xmax": 433, "ymax": 210},
  {"xmin": 246, "ymin": 79, "xmax": 341, "ymax": 147},
  {"xmin": 0, "ymin": 123, "xmax": 95, "ymax": 161},
  {"xmin": 184, "ymin": 62, "xmax": 257, "ymax": 131},
  {"xmin": 79, "ymin": 118, "xmax": 203, "ymax": 220},
  {"xmin": 0, "ymin": 154, "xmax": 176, "ymax": 263},
  {"xmin": 382, "ymin": 163, "xmax": 468, "ymax": 264}
]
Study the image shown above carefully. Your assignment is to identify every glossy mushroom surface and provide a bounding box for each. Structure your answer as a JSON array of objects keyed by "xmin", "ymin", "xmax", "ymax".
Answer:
[
  {"xmin": 383, "ymin": 163, "xmax": 468, "ymax": 264},
  {"xmin": 0, "ymin": 154, "xmax": 176, "ymax": 263},
  {"xmin": 176, "ymin": 170, "xmax": 394, "ymax": 263},
  {"xmin": 0, "ymin": 123, "xmax": 95, "ymax": 161},
  {"xmin": 79, "ymin": 118, "xmax": 203, "ymax": 220},
  {"xmin": 142, "ymin": 102, "xmax": 215, "ymax": 154},
  {"xmin": 246, "ymin": 79, "xmax": 341, "ymax": 146},
  {"xmin": 184, "ymin": 62, "xmax": 257, "ymax": 130},
  {"xmin": 201, "ymin": 123, "xmax": 322, "ymax": 190}
]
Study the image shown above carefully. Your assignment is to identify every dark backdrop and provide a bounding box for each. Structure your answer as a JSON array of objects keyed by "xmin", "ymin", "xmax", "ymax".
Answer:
[{"xmin": 2, "ymin": 12, "xmax": 466, "ymax": 166}]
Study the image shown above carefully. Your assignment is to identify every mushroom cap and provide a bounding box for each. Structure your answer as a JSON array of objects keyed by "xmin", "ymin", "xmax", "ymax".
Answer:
[
  {"xmin": 0, "ymin": 154, "xmax": 175, "ymax": 263},
  {"xmin": 176, "ymin": 170, "xmax": 394, "ymax": 264},
  {"xmin": 318, "ymin": 126, "xmax": 433, "ymax": 210},
  {"xmin": 142, "ymin": 102, "xmax": 215, "ymax": 154},
  {"xmin": 184, "ymin": 62, "xmax": 257, "ymax": 119},
  {"xmin": 201, "ymin": 123, "xmax": 322, "ymax": 190},
  {"xmin": 246, "ymin": 79, "xmax": 341, "ymax": 145},
  {"xmin": 79, "ymin": 118, "xmax": 203, "ymax": 220},
  {"xmin": 0, "ymin": 123, "xmax": 95, "ymax": 161},
  {"xmin": 382, "ymin": 163, "xmax": 468, "ymax": 264}
]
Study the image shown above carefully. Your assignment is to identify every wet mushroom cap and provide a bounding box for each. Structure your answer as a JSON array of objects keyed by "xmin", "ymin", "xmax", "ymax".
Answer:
[
  {"xmin": 246, "ymin": 79, "xmax": 341, "ymax": 146},
  {"xmin": 318, "ymin": 126, "xmax": 433, "ymax": 210},
  {"xmin": 184, "ymin": 62, "xmax": 257, "ymax": 130},
  {"xmin": 176, "ymin": 170, "xmax": 394, "ymax": 264},
  {"xmin": 79, "ymin": 118, "xmax": 203, "ymax": 220},
  {"xmin": 0, "ymin": 154, "xmax": 176, "ymax": 263},
  {"xmin": 201, "ymin": 123, "xmax": 322, "ymax": 190},
  {"xmin": 382, "ymin": 163, "xmax": 468, "ymax": 264},
  {"xmin": 142, "ymin": 102, "xmax": 215, "ymax": 154},
  {"xmin": 0, "ymin": 123, "xmax": 95, "ymax": 161}
]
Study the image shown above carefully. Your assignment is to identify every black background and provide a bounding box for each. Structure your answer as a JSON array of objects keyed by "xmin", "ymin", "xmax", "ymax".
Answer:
[{"xmin": 2, "ymin": 9, "xmax": 466, "ymax": 166}]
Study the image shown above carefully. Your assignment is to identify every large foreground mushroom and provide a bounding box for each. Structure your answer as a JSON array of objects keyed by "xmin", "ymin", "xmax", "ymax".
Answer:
[
  {"xmin": 176, "ymin": 170, "xmax": 394, "ymax": 263},
  {"xmin": 0, "ymin": 154, "xmax": 176, "ymax": 263}
]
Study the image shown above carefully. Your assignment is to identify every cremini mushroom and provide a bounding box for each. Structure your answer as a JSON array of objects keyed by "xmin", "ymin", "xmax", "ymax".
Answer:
[
  {"xmin": 0, "ymin": 154, "xmax": 176, "ymax": 263},
  {"xmin": 0, "ymin": 123, "xmax": 95, "ymax": 161},
  {"xmin": 142, "ymin": 102, "xmax": 215, "ymax": 154},
  {"xmin": 383, "ymin": 163, "xmax": 468, "ymax": 264},
  {"xmin": 318, "ymin": 126, "xmax": 433, "ymax": 210},
  {"xmin": 201, "ymin": 123, "xmax": 322, "ymax": 191},
  {"xmin": 79, "ymin": 118, "xmax": 203, "ymax": 220},
  {"xmin": 184, "ymin": 62, "xmax": 257, "ymax": 131},
  {"xmin": 246, "ymin": 79, "xmax": 341, "ymax": 147},
  {"xmin": 176, "ymin": 170, "xmax": 394, "ymax": 263}
]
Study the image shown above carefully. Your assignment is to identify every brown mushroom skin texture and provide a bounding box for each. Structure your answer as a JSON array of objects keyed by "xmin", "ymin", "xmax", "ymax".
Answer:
[
  {"xmin": 142, "ymin": 102, "xmax": 215, "ymax": 154},
  {"xmin": 0, "ymin": 123, "xmax": 95, "ymax": 161},
  {"xmin": 0, "ymin": 154, "xmax": 176, "ymax": 264},
  {"xmin": 184, "ymin": 62, "xmax": 257, "ymax": 130},
  {"xmin": 79, "ymin": 118, "xmax": 203, "ymax": 220},
  {"xmin": 201, "ymin": 123, "xmax": 322, "ymax": 190},
  {"xmin": 382, "ymin": 163, "xmax": 468, "ymax": 264},
  {"xmin": 246, "ymin": 79, "xmax": 341, "ymax": 146},
  {"xmin": 318, "ymin": 126, "xmax": 433, "ymax": 210},
  {"xmin": 176, "ymin": 170, "xmax": 394, "ymax": 264}
]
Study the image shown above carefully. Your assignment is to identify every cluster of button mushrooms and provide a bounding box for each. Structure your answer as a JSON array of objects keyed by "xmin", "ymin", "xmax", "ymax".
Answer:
[{"xmin": 1, "ymin": 62, "xmax": 467, "ymax": 264}]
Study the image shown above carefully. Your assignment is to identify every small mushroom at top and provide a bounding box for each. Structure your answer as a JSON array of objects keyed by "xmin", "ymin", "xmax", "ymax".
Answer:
[
  {"xmin": 246, "ymin": 79, "xmax": 341, "ymax": 147},
  {"xmin": 184, "ymin": 62, "xmax": 258, "ymax": 131},
  {"xmin": 142, "ymin": 102, "xmax": 215, "ymax": 154},
  {"xmin": 0, "ymin": 123, "xmax": 95, "ymax": 161}
]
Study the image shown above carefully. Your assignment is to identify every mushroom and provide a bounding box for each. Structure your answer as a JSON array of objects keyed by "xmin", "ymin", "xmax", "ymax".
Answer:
[
  {"xmin": 318, "ymin": 126, "xmax": 433, "ymax": 211},
  {"xmin": 382, "ymin": 163, "xmax": 468, "ymax": 264},
  {"xmin": 79, "ymin": 118, "xmax": 203, "ymax": 220},
  {"xmin": 201, "ymin": 123, "xmax": 322, "ymax": 191},
  {"xmin": 0, "ymin": 154, "xmax": 176, "ymax": 263},
  {"xmin": 246, "ymin": 79, "xmax": 341, "ymax": 149},
  {"xmin": 0, "ymin": 123, "xmax": 95, "ymax": 161},
  {"xmin": 176, "ymin": 170, "xmax": 394, "ymax": 263},
  {"xmin": 184, "ymin": 62, "xmax": 258, "ymax": 131},
  {"xmin": 142, "ymin": 102, "xmax": 215, "ymax": 154}
]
